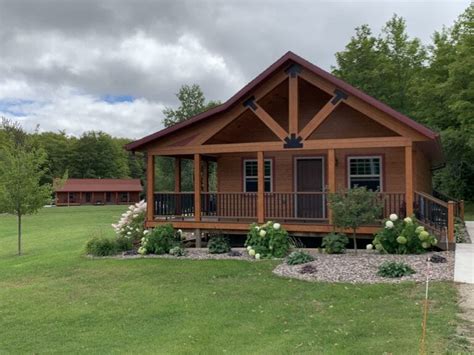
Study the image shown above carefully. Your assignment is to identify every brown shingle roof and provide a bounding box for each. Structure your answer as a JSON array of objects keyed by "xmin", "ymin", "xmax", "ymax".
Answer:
[
  {"xmin": 126, "ymin": 51, "xmax": 439, "ymax": 151},
  {"xmin": 55, "ymin": 179, "xmax": 142, "ymax": 192}
]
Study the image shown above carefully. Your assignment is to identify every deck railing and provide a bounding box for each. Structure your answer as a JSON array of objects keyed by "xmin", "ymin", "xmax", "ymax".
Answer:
[
  {"xmin": 264, "ymin": 192, "xmax": 328, "ymax": 221},
  {"xmin": 153, "ymin": 192, "xmax": 195, "ymax": 217},
  {"xmin": 413, "ymin": 191, "xmax": 451, "ymax": 242},
  {"xmin": 378, "ymin": 192, "xmax": 406, "ymax": 219},
  {"xmin": 200, "ymin": 192, "xmax": 257, "ymax": 219}
]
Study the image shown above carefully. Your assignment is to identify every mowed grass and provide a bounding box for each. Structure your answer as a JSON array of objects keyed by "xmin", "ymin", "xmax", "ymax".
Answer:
[
  {"xmin": 464, "ymin": 201, "xmax": 474, "ymax": 221},
  {"xmin": 0, "ymin": 206, "xmax": 463, "ymax": 354}
]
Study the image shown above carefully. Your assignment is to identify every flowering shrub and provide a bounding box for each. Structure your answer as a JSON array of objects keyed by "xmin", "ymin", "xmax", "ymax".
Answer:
[
  {"xmin": 138, "ymin": 224, "xmax": 181, "ymax": 255},
  {"xmin": 112, "ymin": 200, "xmax": 147, "ymax": 244},
  {"xmin": 245, "ymin": 221, "xmax": 290, "ymax": 258},
  {"xmin": 370, "ymin": 214, "xmax": 438, "ymax": 254}
]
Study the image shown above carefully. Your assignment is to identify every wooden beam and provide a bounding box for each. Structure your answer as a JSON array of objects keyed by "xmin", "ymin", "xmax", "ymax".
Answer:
[
  {"xmin": 327, "ymin": 148, "xmax": 336, "ymax": 223},
  {"xmin": 299, "ymin": 91, "xmax": 345, "ymax": 140},
  {"xmin": 145, "ymin": 220, "xmax": 380, "ymax": 235},
  {"xmin": 299, "ymin": 69, "xmax": 428, "ymax": 141},
  {"xmin": 257, "ymin": 151, "xmax": 265, "ymax": 223},
  {"xmin": 146, "ymin": 154, "xmax": 155, "ymax": 222},
  {"xmin": 245, "ymin": 99, "xmax": 288, "ymax": 141},
  {"xmin": 149, "ymin": 136, "xmax": 412, "ymax": 155},
  {"xmin": 289, "ymin": 75, "xmax": 298, "ymax": 134},
  {"xmin": 192, "ymin": 70, "xmax": 288, "ymax": 145},
  {"xmin": 405, "ymin": 145, "xmax": 414, "ymax": 215},
  {"xmin": 194, "ymin": 153, "xmax": 201, "ymax": 222},
  {"xmin": 174, "ymin": 157, "xmax": 181, "ymax": 192}
]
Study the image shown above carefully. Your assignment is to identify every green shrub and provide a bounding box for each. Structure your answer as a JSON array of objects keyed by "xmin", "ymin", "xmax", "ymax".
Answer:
[
  {"xmin": 116, "ymin": 236, "xmax": 133, "ymax": 252},
  {"xmin": 245, "ymin": 221, "xmax": 290, "ymax": 258},
  {"xmin": 286, "ymin": 250, "xmax": 314, "ymax": 265},
  {"xmin": 377, "ymin": 261, "xmax": 415, "ymax": 278},
  {"xmin": 322, "ymin": 233, "xmax": 349, "ymax": 254},
  {"xmin": 139, "ymin": 224, "xmax": 181, "ymax": 255},
  {"xmin": 169, "ymin": 246, "xmax": 187, "ymax": 257},
  {"xmin": 371, "ymin": 214, "xmax": 438, "ymax": 254},
  {"xmin": 207, "ymin": 234, "xmax": 231, "ymax": 254},
  {"xmin": 85, "ymin": 236, "xmax": 117, "ymax": 256}
]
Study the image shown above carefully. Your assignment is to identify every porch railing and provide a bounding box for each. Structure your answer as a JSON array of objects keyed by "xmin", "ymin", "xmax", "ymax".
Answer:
[
  {"xmin": 201, "ymin": 192, "xmax": 257, "ymax": 219},
  {"xmin": 264, "ymin": 192, "xmax": 328, "ymax": 221},
  {"xmin": 153, "ymin": 192, "xmax": 195, "ymax": 217},
  {"xmin": 413, "ymin": 191, "xmax": 451, "ymax": 242},
  {"xmin": 153, "ymin": 191, "xmax": 407, "ymax": 223},
  {"xmin": 378, "ymin": 192, "xmax": 406, "ymax": 219}
]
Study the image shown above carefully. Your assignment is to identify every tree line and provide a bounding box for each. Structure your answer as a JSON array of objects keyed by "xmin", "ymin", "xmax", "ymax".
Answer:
[
  {"xmin": 1, "ymin": 5, "xmax": 472, "ymax": 202},
  {"xmin": 332, "ymin": 5, "xmax": 473, "ymax": 200}
]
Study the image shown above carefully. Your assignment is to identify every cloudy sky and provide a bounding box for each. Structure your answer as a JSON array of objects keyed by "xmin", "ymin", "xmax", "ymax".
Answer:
[{"xmin": 0, "ymin": 0, "xmax": 469, "ymax": 139}]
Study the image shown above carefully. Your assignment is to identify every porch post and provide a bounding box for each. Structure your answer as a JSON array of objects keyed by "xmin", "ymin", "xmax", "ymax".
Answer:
[
  {"xmin": 194, "ymin": 154, "xmax": 201, "ymax": 222},
  {"xmin": 146, "ymin": 153, "xmax": 155, "ymax": 223},
  {"xmin": 404, "ymin": 144, "xmax": 414, "ymax": 216},
  {"xmin": 257, "ymin": 151, "xmax": 265, "ymax": 224},
  {"xmin": 447, "ymin": 201, "xmax": 455, "ymax": 243},
  {"xmin": 327, "ymin": 149, "xmax": 336, "ymax": 223}
]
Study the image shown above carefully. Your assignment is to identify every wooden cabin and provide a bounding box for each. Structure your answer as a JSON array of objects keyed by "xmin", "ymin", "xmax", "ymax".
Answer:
[
  {"xmin": 55, "ymin": 178, "xmax": 142, "ymax": 206},
  {"xmin": 126, "ymin": 51, "xmax": 463, "ymax": 247}
]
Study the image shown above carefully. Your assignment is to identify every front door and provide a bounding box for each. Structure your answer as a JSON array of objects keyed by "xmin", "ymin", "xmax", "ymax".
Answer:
[{"xmin": 295, "ymin": 158, "xmax": 325, "ymax": 219}]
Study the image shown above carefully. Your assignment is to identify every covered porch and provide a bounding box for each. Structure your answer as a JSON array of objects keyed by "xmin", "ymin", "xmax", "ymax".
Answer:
[{"xmin": 145, "ymin": 137, "xmax": 415, "ymax": 237}]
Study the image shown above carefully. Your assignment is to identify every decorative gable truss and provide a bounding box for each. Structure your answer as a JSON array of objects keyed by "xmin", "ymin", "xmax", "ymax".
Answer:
[{"xmin": 196, "ymin": 61, "xmax": 428, "ymax": 150}]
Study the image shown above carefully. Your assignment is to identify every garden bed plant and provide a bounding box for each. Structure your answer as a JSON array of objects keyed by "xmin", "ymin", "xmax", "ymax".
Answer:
[
  {"xmin": 369, "ymin": 213, "xmax": 438, "ymax": 254},
  {"xmin": 245, "ymin": 221, "xmax": 290, "ymax": 259}
]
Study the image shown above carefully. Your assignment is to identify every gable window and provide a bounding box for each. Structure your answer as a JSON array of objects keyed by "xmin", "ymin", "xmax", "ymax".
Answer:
[
  {"xmin": 243, "ymin": 159, "xmax": 272, "ymax": 192},
  {"xmin": 348, "ymin": 156, "xmax": 382, "ymax": 191}
]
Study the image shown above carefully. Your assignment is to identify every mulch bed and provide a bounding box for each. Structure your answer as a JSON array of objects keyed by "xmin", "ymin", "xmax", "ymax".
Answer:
[{"xmin": 273, "ymin": 250, "xmax": 454, "ymax": 284}]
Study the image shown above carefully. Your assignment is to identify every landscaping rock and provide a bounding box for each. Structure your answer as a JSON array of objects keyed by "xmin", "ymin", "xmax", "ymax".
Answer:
[
  {"xmin": 429, "ymin": 254, "xmax": 447, "ymax": 263},
  {"xmin": 227, "ymin": 250, "xmax": 242, "ymax": 257},
  {"xmin": 274, "ymin": 250, "xmax": 454, "ymax": 284},
  {"xmin": 299, "ymin": 264, "xmax": 317, "ymax": 274}
]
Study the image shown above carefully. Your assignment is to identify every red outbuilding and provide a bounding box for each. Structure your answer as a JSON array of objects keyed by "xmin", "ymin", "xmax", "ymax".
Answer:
[{"xmin": 55, "ymin": 178, "xmax": 142, "ymax": 206}]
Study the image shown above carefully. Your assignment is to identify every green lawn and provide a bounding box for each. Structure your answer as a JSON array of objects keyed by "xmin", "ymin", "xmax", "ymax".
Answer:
[
  {"xmin": 464, "ymin": 201, "xmax": 474, "ymax": 221},
  {"xmin": 0, "ymin": 206, "xmax": 465, "ymax": 354}
]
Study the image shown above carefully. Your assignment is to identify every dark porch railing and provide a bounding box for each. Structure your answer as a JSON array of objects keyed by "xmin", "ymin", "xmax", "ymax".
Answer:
[
  {"xmin": 414, "ymin": 191, "xmax": 448, "ymax": 230},
  {"xmin": 264, "ymin": 192, "xmax": 328, "ymax": 221},
  {"xmin": 201, "ymin": 192, "xmax": 257, "ymax": 219},
  {"xmin": 153, "ymin": 192, "xmax": 195, "ymax": 217},
  {"xmin": 378, "ymin": 192, "xmax": 406, "ymax": 219}
]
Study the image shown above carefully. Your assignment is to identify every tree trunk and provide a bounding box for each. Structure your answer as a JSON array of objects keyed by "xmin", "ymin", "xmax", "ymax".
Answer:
[
  {"xmin": 352, "ymin": 229, "xmax": 357, "ymax": 255},
  {"xmin": 18, "ymin": 213, "xmax": 22, "ymax": 256}
]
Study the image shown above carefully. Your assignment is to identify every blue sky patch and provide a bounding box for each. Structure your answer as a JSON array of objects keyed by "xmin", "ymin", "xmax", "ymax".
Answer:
[
  {"xmin": 101, "ymin": 95, "xmax": 135, "ymax": 104},
  {"xmin": 0, "ymin": 99, "xmax": 35, "ymax": 117}
]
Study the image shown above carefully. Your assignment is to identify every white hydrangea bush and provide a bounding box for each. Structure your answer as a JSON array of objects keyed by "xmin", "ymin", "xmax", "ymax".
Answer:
[
  {"xmin": 245, "ymin": 221, "xmax": 290, "ymax": 258},
  {"xmin": 111, "ymin": 200, "xmax": 148, "ymax": 243}
]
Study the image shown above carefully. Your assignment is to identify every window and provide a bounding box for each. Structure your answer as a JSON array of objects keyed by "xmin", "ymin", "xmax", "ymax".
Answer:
[
  {"xmin": 120, "ymin": 192, "xmax": 129, "ymax": 202},
  {"xmin": 348, "ymin": 156, "xmax": 382, "ymax": 191},
  {"xmin": 243, "ymin": 159, "xmax": 272, "ymax": 192}
]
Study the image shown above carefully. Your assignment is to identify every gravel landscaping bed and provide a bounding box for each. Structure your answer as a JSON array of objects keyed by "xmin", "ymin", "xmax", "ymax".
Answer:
[
  {"xmin": 273, "ymin": 250, "xmax": 454, "ymax": 284},
  {"xmin": 109, "ymin": 248, "xmax": 255, "ymax": 261}
]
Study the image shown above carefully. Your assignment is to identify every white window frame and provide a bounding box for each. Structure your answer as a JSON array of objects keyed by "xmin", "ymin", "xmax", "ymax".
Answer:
[
  {"xmin": 347, "ymin": 156, "xmax": 383, "ymax": 191},
  {"xmin": 243, "ymin": 159, "xmax": 273, "ymax": 192}
]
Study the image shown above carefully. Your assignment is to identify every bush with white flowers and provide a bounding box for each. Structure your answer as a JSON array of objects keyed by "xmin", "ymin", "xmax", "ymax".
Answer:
[
  {"xmin": 111, "ymin": 200, "xmax": 147, "ymax": 244},
  {"xmin": 245, "ymin": 221, "xmax": 290, "ymax": 258},
  {"xmin": 139, "ymin": 223, "xmax": 182, "ymax": 255},
  {"xmin": 370, "ymin": 213, "xmax": 438, "ymax": 254}
]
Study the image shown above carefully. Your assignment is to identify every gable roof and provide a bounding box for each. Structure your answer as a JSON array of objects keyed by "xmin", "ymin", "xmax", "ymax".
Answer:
[
  {"xmin": 55, "ymin": 179, "xmax": 142, "ymax": 192},
  {"xmin": 126, "ymin": 51, "xmax": 438, "ymax": 151}
]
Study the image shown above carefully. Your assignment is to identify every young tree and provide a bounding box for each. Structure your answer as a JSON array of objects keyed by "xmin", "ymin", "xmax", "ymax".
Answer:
[
  {"xmin": 162, "ymin": 84, "xmax": 220, "ymax": 128},
  {"xmin": 157, "ymin": 84, "xmax": 220, "ymax": 193},
  {"xmin": 328, "ymin": 187, "xmax": 383, "ymax": 254},
  {"xmin": 0, "ymin": 120, "xmax": 52, "ymax": 255}
]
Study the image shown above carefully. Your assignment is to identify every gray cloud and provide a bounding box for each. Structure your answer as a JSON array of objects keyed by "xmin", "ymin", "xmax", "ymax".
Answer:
[{"xmin": 0, "ymin": 0, "xmax": 469, "ymax": 138}]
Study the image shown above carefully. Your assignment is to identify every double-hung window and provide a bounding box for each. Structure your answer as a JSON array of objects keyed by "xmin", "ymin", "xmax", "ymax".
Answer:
[
  {"xmin": 348, "ymin": 156, "xmax": 382, "ymax": 191},
  {"xmin": 243, "ymin": 159, "xmax": 272, "ymax": 192}
]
